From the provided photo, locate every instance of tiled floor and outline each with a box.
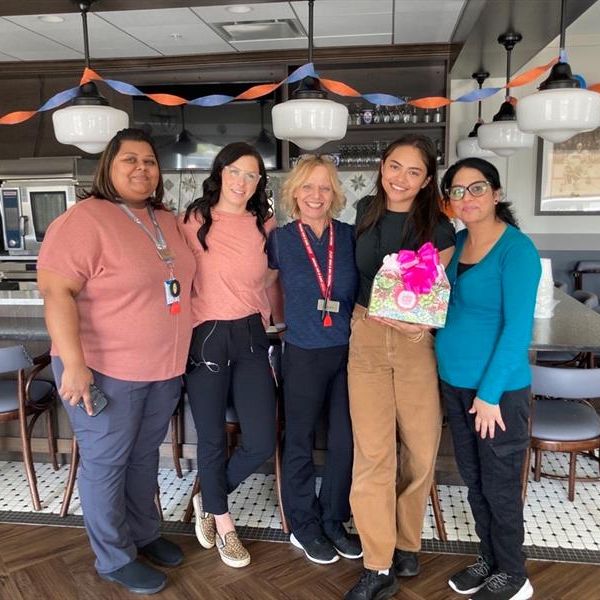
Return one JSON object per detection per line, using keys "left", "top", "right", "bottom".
{"left": 1, "top": 451, "right": 599, "bottom": 563}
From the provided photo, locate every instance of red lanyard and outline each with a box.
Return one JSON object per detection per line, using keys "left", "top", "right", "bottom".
{"left": 296, "top": 220, "right": 335, "bottom": 326}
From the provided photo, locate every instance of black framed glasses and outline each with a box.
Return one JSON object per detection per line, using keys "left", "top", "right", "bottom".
{"left": 446, "top": 180, "right": 492, "bottom": 201}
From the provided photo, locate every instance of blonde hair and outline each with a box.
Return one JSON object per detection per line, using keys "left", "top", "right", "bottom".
{"left": 281, "top": 156, "right": 346, "bottom": 220}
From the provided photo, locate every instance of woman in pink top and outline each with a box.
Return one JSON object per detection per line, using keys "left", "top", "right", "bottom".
{"left": 180, "top": 142, "right": 278, "bottom": 568}
{"left": 37, "top": 129, "right": 195, "bottom": 595}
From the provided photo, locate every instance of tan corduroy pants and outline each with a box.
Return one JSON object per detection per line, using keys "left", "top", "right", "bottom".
{"left": 348, "top": 305, "right": 442, "bottom": 570}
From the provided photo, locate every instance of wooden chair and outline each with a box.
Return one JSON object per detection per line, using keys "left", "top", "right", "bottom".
{"left": 169, "top": 387, "right": 186, "bottom": 479}
{"left": 572, "top": 260, "right": 600, "bottom": 291}
{"left": 183, "top": 344, "right": 289, "bottom": 533}
{"left": 0, "top": 346, "right": 58, "bottom": 510}
{"left": 429, "top": 479, "right": 447, "bottom": 541}
{"left": 522, "top": 365, "right": 600, "bottom": 501}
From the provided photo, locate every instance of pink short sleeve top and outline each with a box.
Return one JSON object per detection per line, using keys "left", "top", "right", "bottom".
{"left": 178, "top": 208, "right": 275, "bottom": 328}
{"left": 37, "top": 197, "right": 196, "bottom": 381}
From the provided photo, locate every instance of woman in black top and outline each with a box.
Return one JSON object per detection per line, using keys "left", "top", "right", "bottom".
{"left": 344, "top": 135, "right": 455, "bottom": 600}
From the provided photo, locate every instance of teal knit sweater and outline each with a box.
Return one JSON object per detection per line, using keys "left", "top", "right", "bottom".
{"left": 435, "top": 225, "right": 541, "bottom": 405}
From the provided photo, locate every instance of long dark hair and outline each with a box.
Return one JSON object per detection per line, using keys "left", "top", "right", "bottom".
{"left": 356, "top": 134, "right": 445, "bottom": 246}
{"left": 85, "top": 128, "right": 165, "bottom": 210}
{"left": 440, "top": 157, "right": 519, "bottom": 228}
{"left": 184, "top": 142, "right": 271, "bottom": 251}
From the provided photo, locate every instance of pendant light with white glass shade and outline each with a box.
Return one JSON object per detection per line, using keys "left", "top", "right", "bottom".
{"left": 52, "top": 0, "right": 129, "bottom": 154}
{"left": 456, "top": 71, "right": 496, "bottom": 159}
{"left": 272, "top": 0, "right": 348, "bottom": 151}
{"left": 516, "top": 0, "right": 600, "bottom": 143}
{"left": 477, "top": 33, "right": 534, "bottom": 157}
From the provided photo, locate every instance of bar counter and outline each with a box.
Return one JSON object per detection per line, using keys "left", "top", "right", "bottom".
{"left": 2, "top": 288, "right": 600, "bottom": 464}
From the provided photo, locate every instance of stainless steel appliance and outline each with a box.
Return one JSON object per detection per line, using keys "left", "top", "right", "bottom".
{"left": 0, "top": 157, "right": 84, "bottom": 256}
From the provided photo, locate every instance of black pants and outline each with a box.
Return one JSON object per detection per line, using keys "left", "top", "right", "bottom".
{"left": 186, "top": 314, "right": 276, "bottom": 515}
{"left": 282, "top": 342, "right": 353, "bottom": 543}
{"left": 441, "top": 381, "right": 529, "bottom": 578}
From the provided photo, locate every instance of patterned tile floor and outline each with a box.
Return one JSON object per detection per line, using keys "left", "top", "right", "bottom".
{"left": 1, "top": 451, "right": 598, "bottom": 564}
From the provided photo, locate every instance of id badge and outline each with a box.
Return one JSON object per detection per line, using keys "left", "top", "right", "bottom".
{"left": 164, "top": 278, "right": 181, "bottom": 305}
{"left": 316, "top": 298, "right": 340, "bottom": 313}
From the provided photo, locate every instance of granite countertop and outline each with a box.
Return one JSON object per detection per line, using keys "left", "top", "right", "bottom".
{"left": 0, "top": 288, "right": 599, "bottom": 350}
{"left": 531, "top": 288, "right": 600, "bottom": 352}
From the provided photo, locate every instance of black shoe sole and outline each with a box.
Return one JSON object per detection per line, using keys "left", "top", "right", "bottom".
{"left": 138, "top": 549, "right": 184, "bottom": 568}
{"left": 374, "top": 580, "right": 400, "bottom": 599}
{"left": 395, "top": 565, "right": 420, "bottom": 577}
{"left": 99, "top": 573, "right": 167, "bottom": 595}
{"left": 290, "top": 533, "right": 340, "bottom": 565}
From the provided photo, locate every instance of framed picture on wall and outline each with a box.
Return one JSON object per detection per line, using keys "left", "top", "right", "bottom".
{"left": 535, "top": 127, "right": 600, "bottom": 215}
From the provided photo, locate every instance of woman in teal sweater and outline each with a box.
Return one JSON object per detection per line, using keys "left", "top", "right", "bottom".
{"left": 436, "top": 158, "right": 540, "bottom": 600}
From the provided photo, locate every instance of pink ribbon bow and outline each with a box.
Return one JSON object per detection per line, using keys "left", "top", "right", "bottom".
{"left": 396, "top": 242, "right": 440, "bottom": 295}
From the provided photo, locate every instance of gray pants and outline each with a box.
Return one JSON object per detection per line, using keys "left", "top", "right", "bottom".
{"left": 52, "top": 357, "right": 181, "bottom": 574}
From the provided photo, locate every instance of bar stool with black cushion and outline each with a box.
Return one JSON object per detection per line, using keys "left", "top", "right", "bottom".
{"left": 0, "top": 346, "right": 58, "bottom": 510}
{"left": 572, "top": 260, "right": 600, "bottom": 291}
{"left": 60, "top": 382, "right": 187, "bottom": 518}
{"left": 183, "top": 344, "right": 289, "bottom": 533}
{"left": 522, "top": 365, "right": 600, "bottom": 502}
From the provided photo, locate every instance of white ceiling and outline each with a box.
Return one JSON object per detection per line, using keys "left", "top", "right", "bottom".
{"left": 0, "top": 1, "right": 467, "bottom": 62}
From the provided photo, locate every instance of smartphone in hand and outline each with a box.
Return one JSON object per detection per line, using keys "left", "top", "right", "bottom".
{"left": 77, "top": 383, "right": 109, "bottom": 417}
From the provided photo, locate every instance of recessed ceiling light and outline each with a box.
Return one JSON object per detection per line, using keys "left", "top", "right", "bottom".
{"left": 226, "top": 5, "right": 253, "bottom": 14}
{"left": 38, "top": 15, "right": 65, "bottom": 23}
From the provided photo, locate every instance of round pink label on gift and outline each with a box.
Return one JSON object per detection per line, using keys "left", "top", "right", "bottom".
{"left": 395, "top": 289, "right": 418, "bottom": 310}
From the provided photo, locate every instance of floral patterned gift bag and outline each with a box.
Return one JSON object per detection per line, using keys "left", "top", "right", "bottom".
{"left": 368, "top": 242, "right": 450, "bottom": 328}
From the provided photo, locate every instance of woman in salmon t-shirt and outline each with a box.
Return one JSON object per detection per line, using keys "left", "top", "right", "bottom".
{"left": 37, "top": 129, "right": 195, "bottom": 595}
{"left": 179, "top": 142, "right": 279, "bottom": 569}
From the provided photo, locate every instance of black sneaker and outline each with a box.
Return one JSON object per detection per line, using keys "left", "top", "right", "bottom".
{"left": 138, "top": 536, "right": 184, "bottom": 567}
{"left": 471, "top": 573, "right": 533, "bottom": 600}
{"left": 393, "top": 549, "right": 419, "bottom": 577}
{"left": 324, "top": 525, "right": 363, "bottom": 559}
{"left": 344, "top": 569, "right": 399, "bottom": 600}
{"left": 289, "top": 532, "right": 339, "bottom": 564}
{"left": 99, "top": 559, "right": 167, "bottom": 595}
{"left": 448, "top": 556, "right": 492, "bottom": 595}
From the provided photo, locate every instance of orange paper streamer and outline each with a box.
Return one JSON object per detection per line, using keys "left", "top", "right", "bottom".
{"left": 146, "top": 93, "right": 187, "bottom": 106}
{"left": 506, "top": 58, "right": 559, "bottom": 89}
{"left": 80, "top": 67, "right": 102, "bottom": 85}
{"left": 320, "top": 78, "right": 361, "bottom": 97}
{"left": 235, "top": 83, "right": 280, "bottom": 101}
{"left": 0, "top": 110, "right": 38, "bottom": 125}
{"left": 409, "top": 97, "right": 452, "bottom": 109}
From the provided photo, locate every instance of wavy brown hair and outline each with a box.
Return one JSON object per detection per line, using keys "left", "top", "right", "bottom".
{"left": 84, "top": 128, "right": 165, "bottom": 210}
{"left": 356, "top": 134, "right": 444, "bottom": 245}
{"left": 184, "top": 142, "right": 271, "bottom": 251}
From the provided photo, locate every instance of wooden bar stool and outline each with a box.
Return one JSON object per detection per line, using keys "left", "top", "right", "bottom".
{"left": 522, "top": 365, "right": 600, "bottom": 502}
{"left": 0, "top": 347, "right": 58, "bottom": 511}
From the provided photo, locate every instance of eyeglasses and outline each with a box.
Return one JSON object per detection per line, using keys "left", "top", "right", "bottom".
{"left": 223, "top": 165, "right": 261, "bottom": 184}
{"left": 446, "top": 180, "right": 492, "bottom": 201}
{"left": 294, "top": 154, "right": 340, "bottom": 167}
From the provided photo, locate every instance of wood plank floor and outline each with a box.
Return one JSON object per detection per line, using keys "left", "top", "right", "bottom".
{"left": 0, "top": 523, "right": 598, "bottom": 599}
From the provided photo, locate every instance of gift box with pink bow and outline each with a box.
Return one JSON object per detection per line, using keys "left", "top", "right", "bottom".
{"left": 368, "top": 242, "right": 450, "bottom": 328}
